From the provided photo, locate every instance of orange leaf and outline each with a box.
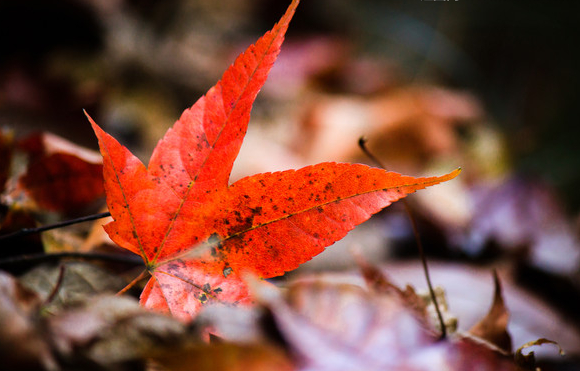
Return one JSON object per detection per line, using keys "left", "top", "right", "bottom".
{"left": 89, "top": 0, "right": 460, "bottom": 321}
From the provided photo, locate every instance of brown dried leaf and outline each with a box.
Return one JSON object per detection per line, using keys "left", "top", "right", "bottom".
{"left": 379, "top": 261, "right": 580, "bottom": 358}
{"left": 514, "top": 338, "right": 564, "bottom": 369}
{"left": 19, "top": 262, "right": 126, "bottom": 313}
{"left": 468, "top": 270, "right": 512, "bottom": 353}
{"left": 358, "top": 258, "right": 431, "bottom": 329}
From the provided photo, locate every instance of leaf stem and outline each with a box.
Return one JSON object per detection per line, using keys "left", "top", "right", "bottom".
{"left": 0, "top": 211, "right": 111, "bottom": 241}
{"left": 116, "top": 269, "right": 149, "bottom": 296}
{"left": 358, "top": 137, "right": 447, "bottom": 339}
{"left": 43, "top": 264, "right": 66, "bottom": 307}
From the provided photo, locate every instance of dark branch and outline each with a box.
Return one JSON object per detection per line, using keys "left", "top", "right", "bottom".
{"left": 43, "top": 265, "right": 66, "bottom": 306}
{"left": 0, "top": 251, "right": 143, "bottom": 269}
{"left": 0, "top": 212, "right": 112, "bottom": 242}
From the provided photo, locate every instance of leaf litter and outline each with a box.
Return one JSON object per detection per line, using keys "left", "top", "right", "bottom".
{"left": 0, "top": 0, "right": 575, "bottom": 370}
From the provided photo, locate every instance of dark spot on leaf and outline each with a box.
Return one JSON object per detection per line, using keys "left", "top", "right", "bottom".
{"left": 202, "top": 283, "right": 211, "bottom": 293}
{"left": 213, "top": 287, "right": 222, "bottom": 294}
{"left": 223, "top": 267, "right": 233, "bottom": 277}
{"left": 199, "top": 293, "right": 208, "bottom": 303}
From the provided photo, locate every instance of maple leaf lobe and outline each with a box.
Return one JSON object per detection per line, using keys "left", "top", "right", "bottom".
{"left": 90, "top": 0, "right": 461, "bottom": 322}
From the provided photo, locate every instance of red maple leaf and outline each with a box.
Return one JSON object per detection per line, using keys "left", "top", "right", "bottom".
{"left": 88, "top": 0, "right": 460, "bottom": 321}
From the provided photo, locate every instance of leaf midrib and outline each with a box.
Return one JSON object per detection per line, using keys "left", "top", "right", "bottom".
{"left": 150, "top": 22, "right": 287, "bottom": 266}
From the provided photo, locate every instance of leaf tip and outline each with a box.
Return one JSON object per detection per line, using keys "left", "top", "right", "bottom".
{"left": 446, "top": 167, "right": 462, "bottom": 181}
{"left": 83, "top": 110, "right": 100, "bottom": 131}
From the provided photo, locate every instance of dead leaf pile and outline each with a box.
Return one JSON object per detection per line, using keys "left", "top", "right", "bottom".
{"left": 3, "top": 260, "right": 558, "bottom": 371}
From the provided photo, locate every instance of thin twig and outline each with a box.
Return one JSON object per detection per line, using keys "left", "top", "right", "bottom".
{"left": 117, "top": 269, "right": 149, "bottom": 296}
{"left": 358, "top": 136, "right": 447, "bottom": 339}
{"left": 0, "top": 211, "right": 112, "bottom": 242}
{"left": 0, "top": 251, "right": 143, "bottom": 269}
{"left": 43, "top": 265, "right": 66, "bottom": 307}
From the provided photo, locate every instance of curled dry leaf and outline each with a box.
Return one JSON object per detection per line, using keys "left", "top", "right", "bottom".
{"left": 514, "top": 338, "right": 565, "bottom": 369}
{"left": 468, "top": 270, "right": 512, "bottom": 353}
{"left": 90, "top": 0, "right": 460, "bottom": 321}
{"left": 358, "top": 257, "right": 457, "bottom": 336}
{"left": 357, "top": 257, "right": 431, "bottom": 330}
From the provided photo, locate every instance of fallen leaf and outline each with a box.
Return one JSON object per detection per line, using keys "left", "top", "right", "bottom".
{"left": 0, "top": 270, "right": 56, "bottom": 371}
{"left": 47, "top": 295, "right": 188, "bottom": 369}
{"left": 90, "top": 0, "right": 460, "bottom": 321}
{"left": 262, "top": 279, "right": 435, "bottom": 371}
{"left": 19, "top": 261, "right": 126, "bottom": 313}
{"left": 358, "top": 257, "right": 432, "bottom": 330}
{"left": 514, "top": 338, "right": 564, "bottom": 369}
{"left": 17, "top": 132, "right": 104, "bottom": 215}
{"left": 377, "top": 261, "right": 580, "bottom": 359}
{"left": 254, "top": 273, "right": 523, "bottom": 371}
{"left": 297, "top": 86, "right": 482, "bottom": 172}
{"left": 468, "top": 270, "right": 512, "bottom": 353}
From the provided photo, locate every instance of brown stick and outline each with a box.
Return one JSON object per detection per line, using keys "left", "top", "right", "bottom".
{"left": 358, "top": 137, "right": 447, "bottom": 339}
